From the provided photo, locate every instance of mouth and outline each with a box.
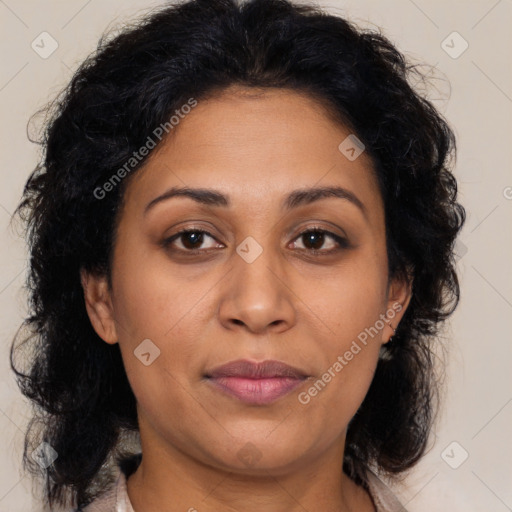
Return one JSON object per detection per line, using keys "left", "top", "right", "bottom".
{"left": 204, "top": 359, "right": 309, "bottom": 405}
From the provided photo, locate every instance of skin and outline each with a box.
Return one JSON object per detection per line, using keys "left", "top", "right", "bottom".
{"left": 81, "top": 85, "right": 412, "bottom": 512}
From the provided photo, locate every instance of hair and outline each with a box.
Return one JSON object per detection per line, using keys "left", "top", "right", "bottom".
{"left": 10, "top": 0, "right": 465, "bottom": 508}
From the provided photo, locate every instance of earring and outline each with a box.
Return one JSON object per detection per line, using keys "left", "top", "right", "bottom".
{"left": 389, "top": 324, "right": 397, "bottom": 342}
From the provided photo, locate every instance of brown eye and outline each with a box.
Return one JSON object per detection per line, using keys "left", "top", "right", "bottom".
{"left": 180, "top": 231, "right": 206, "bottom": 250}
{"left": 162, "top": 229, "right": 221, "bottom": 253}
{"left": 162, "top": 227, "right": 349, "bottom": 257}
{"left": 302, "top": 230, "right": 326, "bottom": 250}
{"left": 291, "top": 229, "right": 349, "bottom": 254}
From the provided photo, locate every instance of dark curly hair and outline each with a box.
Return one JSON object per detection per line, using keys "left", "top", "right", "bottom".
{"left": 10, "top": 0, "right": 466, "bottom": 508}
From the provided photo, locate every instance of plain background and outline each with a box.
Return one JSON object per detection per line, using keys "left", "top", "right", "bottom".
{"left": 1, "top": 0, "right": 511, "bottom": 510}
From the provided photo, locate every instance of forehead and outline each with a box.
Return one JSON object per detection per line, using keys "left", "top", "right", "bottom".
{"left": 122, "top": 86, "right": 383, "bottom": 221}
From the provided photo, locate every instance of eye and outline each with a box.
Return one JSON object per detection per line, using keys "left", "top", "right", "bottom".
{"left": 162, "top": 227, "right": 349, "bottom": 256}
{"left": 162, "top": 229, "right": 222, "bottom": 253}
{"left": 290, "top": 228, "right": 349, "bottom": 254}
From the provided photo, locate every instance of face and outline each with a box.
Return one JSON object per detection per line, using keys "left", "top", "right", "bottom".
{"left": 82, "top": 86, "right": 411, "bottom": 476}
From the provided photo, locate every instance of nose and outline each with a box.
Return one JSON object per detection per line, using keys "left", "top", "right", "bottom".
{"left": 217, "top": 240, "right": 296, "bottom": 335}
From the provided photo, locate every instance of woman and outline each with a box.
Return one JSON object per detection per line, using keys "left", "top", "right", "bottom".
{"left": 10, "top": 0, "right": 465, "bottom": 510}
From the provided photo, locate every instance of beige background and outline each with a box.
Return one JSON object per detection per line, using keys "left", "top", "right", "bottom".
{"left": 1, "top": 0, "right": 511, "bottom": 510}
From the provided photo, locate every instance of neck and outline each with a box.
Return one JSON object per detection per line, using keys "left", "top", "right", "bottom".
{"left": 125, "top": 418, "right": 375, "bottom": 512}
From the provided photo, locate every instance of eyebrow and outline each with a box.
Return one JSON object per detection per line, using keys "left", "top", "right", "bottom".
{"left": 144, "top": 185, "right": 367, "bottom": 217}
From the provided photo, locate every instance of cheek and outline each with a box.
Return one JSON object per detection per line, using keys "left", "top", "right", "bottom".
{"left": 111, "top": 238, "right": 209, "bottom": 344}
{"left": 311, "top": 249, "right": 388, "bottom": 340}
{"left": 296, "top": 320, "right": 382, "bottom": 445}
{"left": 112, "top": 281, "right": 205, "bottom": 403}
{"left": 296, "top": 251, "right": 387, "bottom": 419}
{"left": 112, "top": 266, "right": 204, "bottom": 432}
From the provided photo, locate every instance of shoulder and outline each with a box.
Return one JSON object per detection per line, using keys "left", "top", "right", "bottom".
{"left": 77, "top": 454, "right": 141, "bottom": 512}
{"left": 78, "top": 473, "right": 123, "bottom": 512}
{"left": 366, "top": 470, "right": 408, "bottom": 512}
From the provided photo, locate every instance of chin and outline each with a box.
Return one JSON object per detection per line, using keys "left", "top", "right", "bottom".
{"left": 204, "top": 435, "right": 315, "bottom": 476}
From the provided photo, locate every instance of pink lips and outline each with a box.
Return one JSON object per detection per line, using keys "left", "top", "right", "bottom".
{"left": 205, "top": 359, "right": 308, "bottom": 405}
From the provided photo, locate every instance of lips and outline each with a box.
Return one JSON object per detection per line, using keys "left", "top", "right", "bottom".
{"left": 206, "top": 359, "right": 308, "bottom": 379}
{"left": 205, "top": 359, "right": 308, "bottom": 405}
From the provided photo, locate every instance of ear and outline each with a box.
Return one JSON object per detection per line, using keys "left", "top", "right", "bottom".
{"left": 383, "top": 272, "right": 413, "bottom": 344}
{"left": 80, "top": 269, "right": 118, "bottom": 345}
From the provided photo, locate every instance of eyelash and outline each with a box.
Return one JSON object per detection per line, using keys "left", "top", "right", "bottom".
{"left": 161, "top": 227, "right": 349, "bottom": 256}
